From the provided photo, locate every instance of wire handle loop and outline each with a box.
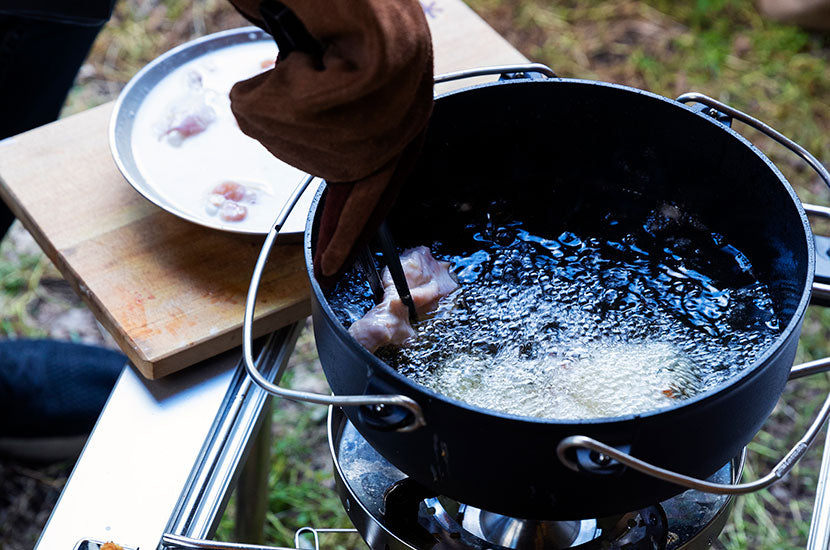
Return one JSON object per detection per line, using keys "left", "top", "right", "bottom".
{"left": 294, "top": 528, "right": 359, "bottom": 550}
{"left": 242, "top": 174, "right": 425, "bottom": 432}
{"left": 802, "top": 204, "right": 830, "bottom": 307}
{"left": 676, "top": 92, "right": 830, "bottom": 189}
{"left": 434, "top": 63, "right": 557, "bottom": 84}
{"left": 162, "top": 528, "right": 358, "bottom": 550}
{"left": 557, "top": 364, "right": 830, "bottom": 494}
{"left": 162, "top": 533, "right": 293, "bottom": 550}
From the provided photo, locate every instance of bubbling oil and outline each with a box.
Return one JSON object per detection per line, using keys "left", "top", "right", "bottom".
{"left": 328, "top": 201, "right": 782, "bottom": 420}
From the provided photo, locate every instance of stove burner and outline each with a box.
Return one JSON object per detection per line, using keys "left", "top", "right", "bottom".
{"left": 448, "top": 501, "right": 599, "bottom": 548}
{"left": 328, "top": 407, "right": 743, "bottom": 550}
{"left": 425, "top": 497, "right": 666, "bottom": 549}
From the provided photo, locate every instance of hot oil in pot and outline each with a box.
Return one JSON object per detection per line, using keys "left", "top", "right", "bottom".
{"left": 328, "top": 200, "right": 782, "bottom": 420}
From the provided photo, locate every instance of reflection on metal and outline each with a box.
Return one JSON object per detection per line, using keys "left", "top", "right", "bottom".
{"left": 165, "top": 326, "right": 302, "bottom": 541}
{"left": 455, "top": 502, "right": 598, "bottom": 548}
{"left": 434, "top": 63, "right": 558, "bottom": 83}
{"left": 811, "top": 282, "right": 830, "bottom": 306}
{"left": 557, "top": 384, "right": 830, "bottom": 496}
{"left": 790, "top": 357, "right": 830, "bottom": 380}
{"left": 805, "top": 204, "right": 830, "bottom": 220}
{"left": 163, "top": 533, "right": 293, "bottom": 549}
{"left": 161, "top": 528, "right": 357, "bottom": 550}
{"left": 293, "top": 528, "right": 359, "bottom": 550}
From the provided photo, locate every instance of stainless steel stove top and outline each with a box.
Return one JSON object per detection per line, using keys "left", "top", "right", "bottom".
{"left": 329, "top": 406, "right": 743, "bottom": 550}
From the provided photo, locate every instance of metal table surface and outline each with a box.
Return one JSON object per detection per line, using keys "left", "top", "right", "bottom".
{"left": 35, "top": 324, "right": 302, "bottom": 550}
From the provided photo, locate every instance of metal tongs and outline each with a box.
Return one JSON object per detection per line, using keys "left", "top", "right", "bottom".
{"left": 357, "top": 222, "right": 418, "bottom": 323}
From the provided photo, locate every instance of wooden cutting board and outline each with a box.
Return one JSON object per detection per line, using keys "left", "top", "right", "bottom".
{"left": 0, "top": 0, "right": 527, "bottom": 379}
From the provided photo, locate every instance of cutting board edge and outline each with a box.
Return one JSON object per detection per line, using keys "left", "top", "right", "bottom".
{"left": 0, "top": 173, "right": 157, "bottom": 365}
{"left": 145, "top": 297, "right": 311, "bottom": 379}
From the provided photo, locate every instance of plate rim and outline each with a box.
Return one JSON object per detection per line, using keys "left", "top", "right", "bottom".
{"left": 109, "top": 26, "right": 307, "bottom": 236}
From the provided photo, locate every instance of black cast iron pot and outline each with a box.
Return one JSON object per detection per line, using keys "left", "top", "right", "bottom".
{"left": 245, "top": 66, "right": 830, "bottom": 521}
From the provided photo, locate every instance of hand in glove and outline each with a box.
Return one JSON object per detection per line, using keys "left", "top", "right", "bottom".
{"left": 227, "top": 0, "right": 434, "bottom": 286}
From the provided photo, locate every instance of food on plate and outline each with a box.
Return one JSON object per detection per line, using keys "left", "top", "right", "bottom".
{"left": 348, "top": 246, "right": 458, "bottom": 352}
{"left": 153, "top": 70, "right": 218, "bottom": 146}
{"left": 330, "top": 199, "right": 782, "bottom": 420}
{"left": 131, "top": 40, "right": 310, "bottom": 233}
{"left": 205, "top": 181, "right": 259, "bottom": 222}
{"left": 100, "top": 543, "right": 124, "bottom": 550}
{"left": 211, "top": 180, "right": 248, "bottom": 202}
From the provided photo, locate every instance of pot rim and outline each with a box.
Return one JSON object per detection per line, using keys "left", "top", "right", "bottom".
{"left": 304, "top": 76, "right": 816, "bottom": 427}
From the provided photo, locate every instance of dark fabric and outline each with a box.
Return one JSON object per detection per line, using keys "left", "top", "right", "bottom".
{"left": 0, "top": 10, "right": 110, "bottom": 236}
{"left": 0, "top": 0, "right": 115, "bottom": 26}
{"left": 227, "top": 0, "right": 434, "bottom": 281}
{"left": 0, "top": 340, "right": 126, "bottom": 438}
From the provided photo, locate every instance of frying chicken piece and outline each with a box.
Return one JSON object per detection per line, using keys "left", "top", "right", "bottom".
{"left": 349, "top": 246, "right": 458, "bottom": 352}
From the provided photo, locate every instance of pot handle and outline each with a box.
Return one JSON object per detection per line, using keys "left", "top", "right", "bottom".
{"left": 557, "top": 359, "right": 830, "bottom": 494}
{"left": 162, "top": 528, "right": 357, "bottom": 550}
{"left": 433, "top": 62, "right": 557, "bottom": 84}
{"left": 243, "top": 174, "right": 425, "bottom": 433}
{"left": 676, "top": 92, "right": 830, "bottom": 189}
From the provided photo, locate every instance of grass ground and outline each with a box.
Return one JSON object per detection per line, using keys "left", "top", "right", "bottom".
{"left": 1, "top": 1, "right": 829, "bottom": 549}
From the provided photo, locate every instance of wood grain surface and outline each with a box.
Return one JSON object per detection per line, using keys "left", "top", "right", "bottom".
{"left": 0, "top": 0, "right": 527, "bottom": 379}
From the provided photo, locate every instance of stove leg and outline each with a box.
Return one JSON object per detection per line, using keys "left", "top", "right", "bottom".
{"left": 807, "top": 422, "right": 830, "bottom": 550}
{"left": 235, "top": 397, "right": 274, "bottom": 544}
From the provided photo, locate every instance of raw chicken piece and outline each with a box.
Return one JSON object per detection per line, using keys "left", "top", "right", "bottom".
{"left": 154, "top": 72, "right": 217, "bottom": 146}
{"left": 204, "top": 181, "right": 258, "bottom": 222}
{"left": 155, "top": 96, "right": 216, "bottom": 146}
{"left": 219, "top": 200, "right": 248, "bottom": 222}
{"left": 212, "top": 181, "right": 247, "bottom": 202}
{"left": 349, "top": 246, "right": 458, "bottom": 352}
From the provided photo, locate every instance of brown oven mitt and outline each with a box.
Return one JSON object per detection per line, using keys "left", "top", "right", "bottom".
{"left": 226, "top": 0, "right": 434, "bottom": 287}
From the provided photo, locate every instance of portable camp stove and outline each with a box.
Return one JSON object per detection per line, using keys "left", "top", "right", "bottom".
{"left": 328, "top": 407, "right": 743, "bottom": 550}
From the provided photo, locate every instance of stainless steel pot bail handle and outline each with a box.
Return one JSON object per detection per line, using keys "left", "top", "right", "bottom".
{"left": 557, "top": 363, "right": 830, "bottom": 494}
{"left": 676, "top": 92, "right": 830, "bottom": 189}
{"left": 801, "top": 204, "right": 830, "bottom": 305}
{"left": 294, "top": 527, "right": 359, "bottom": 550}
{"left": 243, "top": 174, "right": 425, "bottom": 432}
{"left": 434, "top": 63, "right": 557, "bottom": 85}
{"left": 162, "top": 528, "right": 357, "bottom": 550}
{"left": 163, "top": 533, "right": 289, "bottom": 549}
